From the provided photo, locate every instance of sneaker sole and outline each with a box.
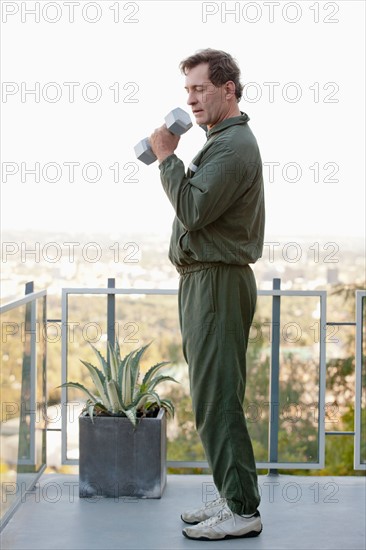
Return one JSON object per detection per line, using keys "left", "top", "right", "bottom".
{"left": 180, "top": 515, "right": 200, "bottom": 525}
{"left": 182, "top": 525, "right": 263, "bottom": 541}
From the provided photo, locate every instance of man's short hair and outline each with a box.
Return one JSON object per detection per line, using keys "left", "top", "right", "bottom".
{"left": 179, "top": 48, "right": 243, "bottom": 102}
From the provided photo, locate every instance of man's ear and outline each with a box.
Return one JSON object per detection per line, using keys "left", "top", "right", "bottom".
{"left": 224, "top": 80, "right": 236, "bottom": 99}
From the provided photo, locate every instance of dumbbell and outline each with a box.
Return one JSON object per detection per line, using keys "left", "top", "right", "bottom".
{"left": 134, "top": 107, "right": 193, "bottom": 165}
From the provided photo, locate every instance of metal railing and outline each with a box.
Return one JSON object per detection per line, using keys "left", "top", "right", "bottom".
{"left": 60, "top": 278, "right": 330, "bottom": 470}
{"left": 0, "top": 284, "right": 47, "bottom": 529}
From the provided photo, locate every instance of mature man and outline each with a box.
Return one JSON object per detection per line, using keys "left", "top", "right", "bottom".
{"left": 149, "top": 49, "right": 265, "bottom": 541}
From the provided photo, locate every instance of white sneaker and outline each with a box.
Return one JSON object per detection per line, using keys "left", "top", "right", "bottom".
{"left": 181, "top": 497, "right": 227, "bottom": 525}
{"left": 182, "top": 504, "right": 262, "bottom": 540}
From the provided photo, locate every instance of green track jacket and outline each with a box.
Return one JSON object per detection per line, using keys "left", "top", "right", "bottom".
{"left": 159, "top": 112, "right": 265, "bottom": 268}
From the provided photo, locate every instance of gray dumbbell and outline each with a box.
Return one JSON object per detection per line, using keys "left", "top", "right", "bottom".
{"left": 134, "top": 107, "right": 193, "bottom": 165}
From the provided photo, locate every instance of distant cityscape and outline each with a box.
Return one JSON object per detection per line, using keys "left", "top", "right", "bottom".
{"left": 1, "top": 230, "right": 365, "bottom": 311}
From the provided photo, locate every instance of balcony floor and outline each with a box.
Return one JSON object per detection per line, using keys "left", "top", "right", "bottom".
{"left": 1, "top": 474, "right": 365, "bottom": 550}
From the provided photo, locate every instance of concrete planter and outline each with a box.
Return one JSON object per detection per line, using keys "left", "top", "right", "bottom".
{"left": 78, "top": 408, "right": 167, "bottom": 498}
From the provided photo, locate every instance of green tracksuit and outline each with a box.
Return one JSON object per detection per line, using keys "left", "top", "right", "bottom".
{"left": 159, "top": 113, "right": 265, "bottom": 515}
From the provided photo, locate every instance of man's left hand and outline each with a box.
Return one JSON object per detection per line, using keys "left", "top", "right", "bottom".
{"left": 149, "top": 125, "right": 180, "bottom": 164}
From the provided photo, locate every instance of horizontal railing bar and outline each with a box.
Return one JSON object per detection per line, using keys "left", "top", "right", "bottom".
{"left": 168, "top": 461, "right": 325, "bottom": 469}
{"left": 49, "top": 320, "right": 358, "bottom": 330}
{"left": 62, "top": 458, "right": 325, "bottom": 469}
{"left": 49, "top": 318, "right": 358, "bottom": 327}
{"left": 325, "top": 431, "right": 355, "bottom": 436}
{"left": 0, "top": 289, "right": 47, "bottom": 314}
{"left": 62, "top": 287, "right": 327, "bottom": 296}
{"left": 62, "top": 288, "right": 178, "bottom": 295}
{"left": 326, "top": 322, "right": 356, "bottom": 326}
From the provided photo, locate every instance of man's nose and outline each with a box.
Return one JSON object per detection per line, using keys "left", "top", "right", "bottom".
{"left": 187, "top": 92, "right": 196, "bottom": 106}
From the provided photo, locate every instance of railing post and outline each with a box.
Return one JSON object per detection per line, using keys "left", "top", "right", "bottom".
{"left": 25, "top": 281, "right": 34, "bottom": 295}
{"left": 354, "top": 290, "right": 366, "bottom": 470}
{"left": 61, "top": 288, "right": 68, "bottom": 464}
{"left": 18, "top": 281, "right": 36, "bottom": 467}
{"left": 107, "top": 278, "right": 116, "bottom": 357}
{"left": 268, "top": 278, "right": 281, "bottom": 475}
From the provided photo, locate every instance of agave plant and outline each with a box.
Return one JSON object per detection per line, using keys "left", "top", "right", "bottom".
{"left": 59, "top": 340, "right": 178, "bottom": 427}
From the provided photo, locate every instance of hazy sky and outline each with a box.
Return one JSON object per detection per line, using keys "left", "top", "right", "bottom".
{"left": 1, "top": 0, "right": 365, "bottom": 239}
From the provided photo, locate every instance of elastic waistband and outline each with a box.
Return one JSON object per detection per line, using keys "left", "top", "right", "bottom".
{"left": 176, "top": 262, "right": 247, "bottom": 275}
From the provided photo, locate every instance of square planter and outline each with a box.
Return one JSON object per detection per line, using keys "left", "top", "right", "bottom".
{"left": 78, "top": 408, "right": 167, "bottom": 498}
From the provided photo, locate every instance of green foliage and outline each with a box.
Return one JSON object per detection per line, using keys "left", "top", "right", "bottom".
{"left": 58, "top": 341, "right": 178, "bottom": 427}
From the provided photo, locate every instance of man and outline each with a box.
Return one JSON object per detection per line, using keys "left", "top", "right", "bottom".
{"left": 149, "top": 48, "right": 265, "bottom": 541}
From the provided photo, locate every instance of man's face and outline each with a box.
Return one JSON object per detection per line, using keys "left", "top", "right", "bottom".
{"left": 184, "top": 63, "right": 229, "bottom": 129}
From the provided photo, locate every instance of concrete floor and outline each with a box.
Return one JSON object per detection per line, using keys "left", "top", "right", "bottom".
{"left": 1, "top": 474, "right": 365, "bottom": 550}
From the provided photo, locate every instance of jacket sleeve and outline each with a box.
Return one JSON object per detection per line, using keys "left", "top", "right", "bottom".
{"left": 159, "top": 143, "right": 258, "bottom": 231}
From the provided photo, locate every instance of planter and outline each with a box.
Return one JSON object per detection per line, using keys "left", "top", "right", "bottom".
{"left": 78, "top": 408, "right": 167, "bottom": 498}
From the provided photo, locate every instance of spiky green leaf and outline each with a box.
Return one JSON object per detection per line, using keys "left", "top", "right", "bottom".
{"left": 58, "top": 381, "right": 98, "bottom": 404}
{"left": 132, "top": 389, "right": 162, "bottom": 411}
{"left": 131, "top": 391, "right": 153, "bottom": 411}
{"left": 80, "top": 360, "right": 110, "bottom": 409}
{"left": 148, "top": 375, "right": 178, "bottom": 392}
{"left": 141, "top": 361, "right": 171, "bottom": 388}
{"left": 160, "top": 398, "right": 175, "bottom": 417}
{"left": 123, "top": 407, "right": 137, "bottom": 427}
{"left": 121, "top": 352, "right": 133, "bottom": 406}
{"left": 106, "top": 379, "right": 122, "bottom": 413}
{"left": 117, "top": 353, "right": 129, "bottom": 394}
{"left": 129, "top": 343, "right": 151, "bottom": 389}
{"left": 90, "top": 344, "right": 111, "bottom": 379}
{"left": 87, "top": 402, "right": 96, "bottom": 423}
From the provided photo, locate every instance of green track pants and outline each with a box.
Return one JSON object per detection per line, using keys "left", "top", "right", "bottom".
{"left": 177, "top": 262, "right": 261, "bottom": 515}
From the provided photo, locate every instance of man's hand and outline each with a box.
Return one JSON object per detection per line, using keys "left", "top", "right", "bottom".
{"left": 149, "top": 125, "right": 180, "bottom": 164}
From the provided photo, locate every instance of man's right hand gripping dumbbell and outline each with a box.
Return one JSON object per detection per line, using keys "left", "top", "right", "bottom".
{"left": 134, "top": 107, "right": 193, "bottom": 165}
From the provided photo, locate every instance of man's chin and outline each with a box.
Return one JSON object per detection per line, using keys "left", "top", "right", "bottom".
{"left": 194, "top": 113, "right": 210, "bottom": 131}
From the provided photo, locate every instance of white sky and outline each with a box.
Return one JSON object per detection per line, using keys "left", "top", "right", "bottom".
{"left": 1, "top": 0, "right": 365, "bottom": 239}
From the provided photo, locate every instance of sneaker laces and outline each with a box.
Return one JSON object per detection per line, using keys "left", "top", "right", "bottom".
{"left": 205, "top": 497, "right": 226, "bottom": 509}
{"left": 202, "top": 505, "right": 233, "bottom": 526}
